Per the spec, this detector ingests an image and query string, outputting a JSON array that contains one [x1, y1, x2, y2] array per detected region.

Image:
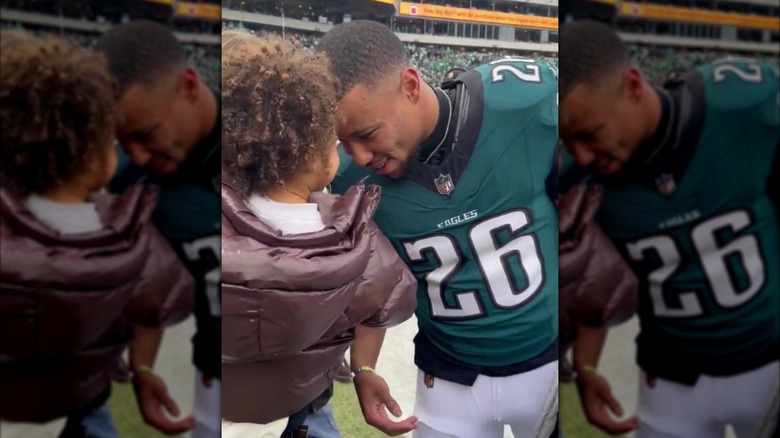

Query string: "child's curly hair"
[[0, 31, 117, 196], [222, 30, 340, 198]]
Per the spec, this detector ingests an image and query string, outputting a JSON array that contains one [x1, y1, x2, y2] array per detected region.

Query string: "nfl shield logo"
[[435, 173, 454, 195], [655, 173, 676, 196]]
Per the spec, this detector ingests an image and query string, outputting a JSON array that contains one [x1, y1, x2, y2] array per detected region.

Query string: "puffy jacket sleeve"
[[124, 225, 195, 327], [559, 183, 639, 345], [357, 219, 417, 328]]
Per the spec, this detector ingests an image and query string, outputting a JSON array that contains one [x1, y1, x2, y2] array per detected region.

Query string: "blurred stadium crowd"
[[3, 4, 775, 94], [220, 22, 778, 87], [221, 22, 558, 86], [0, 21, 221, 90], [5, 0, 775, 91], [628, 43, 780, 84]]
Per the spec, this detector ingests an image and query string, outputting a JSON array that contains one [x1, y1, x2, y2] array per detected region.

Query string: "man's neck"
[[642, 81, 663, 143], [419, 83, 441, 144], [198, 82, 218, 141], [417, 85, 456, 165], [172, 82, 219, 182], [614, 81, 676, 183]]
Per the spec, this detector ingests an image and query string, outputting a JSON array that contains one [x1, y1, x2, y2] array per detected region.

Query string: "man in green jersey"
[[319, 20, 559, 438], [559, 20, 779, 438], [96, 21, 221, 438]]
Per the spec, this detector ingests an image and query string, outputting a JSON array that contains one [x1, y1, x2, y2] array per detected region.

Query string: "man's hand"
[[132, 371, 196, 435], [576, 370, 639, 435], [354, 371, 418, 436]]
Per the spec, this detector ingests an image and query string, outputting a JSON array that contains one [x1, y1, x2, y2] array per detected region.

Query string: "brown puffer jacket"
[[0, 185, 194, 422], [559, 183, 639, 354], [221, 181, 417, 425]]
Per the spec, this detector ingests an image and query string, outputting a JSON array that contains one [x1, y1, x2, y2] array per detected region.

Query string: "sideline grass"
[[560, 382, 623, 438], [108, 382, 181, 438]]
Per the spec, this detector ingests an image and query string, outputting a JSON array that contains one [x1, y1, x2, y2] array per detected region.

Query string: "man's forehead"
[[116, 84, 161, 128], [340, 84, 372, 110], [115, 105, 145, 132], [560, 85, 600, 128], [338, 85, 379, 134]]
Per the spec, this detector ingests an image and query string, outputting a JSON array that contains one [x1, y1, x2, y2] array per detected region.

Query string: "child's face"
[[309, 137, 340, 193], [285, 137, 339, 198], [102, 145, 119, 188], [301, 137, 340, 194], [322, 139, 341, 189], [87, 142, 119, 192]]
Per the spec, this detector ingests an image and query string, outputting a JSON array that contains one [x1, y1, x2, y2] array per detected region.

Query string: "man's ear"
[[622, 67, 644, 103], [400, 67, 422, 104], [178, 67, 200, 101]]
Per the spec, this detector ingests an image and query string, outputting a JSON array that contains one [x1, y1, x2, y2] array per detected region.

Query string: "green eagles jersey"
[[332, 58, 559, 367], [593, 59, 780, 381]]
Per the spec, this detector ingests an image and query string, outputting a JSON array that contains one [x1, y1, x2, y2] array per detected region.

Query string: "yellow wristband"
[[351, 365, 375, 377], [132, 365, 153, 376], [576, 365, 597, 377]]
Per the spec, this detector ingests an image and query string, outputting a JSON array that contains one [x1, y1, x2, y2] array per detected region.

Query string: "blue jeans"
[[191, 421, 220, 438], [80, 404, 118, 438], [302, 403, 340, 438]]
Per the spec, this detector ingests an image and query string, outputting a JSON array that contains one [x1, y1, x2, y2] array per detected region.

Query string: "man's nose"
[[343, 142, 373, 167], [123, 142, 152, 167], [568, 141, 595, 167]]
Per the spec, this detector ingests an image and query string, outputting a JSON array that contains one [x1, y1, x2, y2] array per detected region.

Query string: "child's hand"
[[132, 370, 196, 435], [354, 371, 418, 436]]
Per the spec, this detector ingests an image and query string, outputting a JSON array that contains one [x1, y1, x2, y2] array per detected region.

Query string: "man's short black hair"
[[94, 20, 186, 96], [559, 20, 629, 99], [316, 20, 409, 98]]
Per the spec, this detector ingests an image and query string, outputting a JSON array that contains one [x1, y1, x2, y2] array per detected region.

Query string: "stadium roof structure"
[[19, 0, 223, 21], [10, 0, 175, 19]]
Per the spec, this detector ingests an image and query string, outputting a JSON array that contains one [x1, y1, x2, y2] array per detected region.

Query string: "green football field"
[[109, 379, 621, 438]]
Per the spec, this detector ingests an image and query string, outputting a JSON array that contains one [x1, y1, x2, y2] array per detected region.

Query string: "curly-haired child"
[[220, 31, 417, 438], [0, 30, 194, 437]]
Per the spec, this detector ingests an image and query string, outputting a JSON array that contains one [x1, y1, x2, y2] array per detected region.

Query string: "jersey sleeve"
[[697, 58, 779, 200], [474, 58, 558, 129], [467, 58, 559, 193], [698, 58, 779, 129]]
